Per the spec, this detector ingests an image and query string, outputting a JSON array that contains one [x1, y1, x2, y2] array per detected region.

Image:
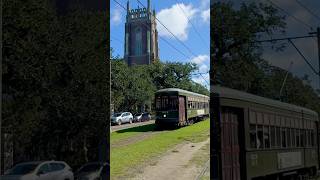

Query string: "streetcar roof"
[[212, 86, 318, 117], [156, 88, 209, 99]]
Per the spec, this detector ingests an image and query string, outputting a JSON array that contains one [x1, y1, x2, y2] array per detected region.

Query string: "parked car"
[[133, 113, 143, 122], [111, 112, 133, 125], [141, 112, 151, 121], [1, 160, 74, 180], [74, 162, 109, 180]]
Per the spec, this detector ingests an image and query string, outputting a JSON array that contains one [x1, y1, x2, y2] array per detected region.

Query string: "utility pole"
[[318, 27, 320, 91]]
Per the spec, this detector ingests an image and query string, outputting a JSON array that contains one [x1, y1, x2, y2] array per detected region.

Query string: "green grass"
[[187, 141, 210, 167], [110, 119, 210, 178], [111, 124, 156, 144]]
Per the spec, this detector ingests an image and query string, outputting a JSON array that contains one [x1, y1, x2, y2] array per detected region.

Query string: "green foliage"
[[111, 59, 209, 112], [3, 0, 109, 166]]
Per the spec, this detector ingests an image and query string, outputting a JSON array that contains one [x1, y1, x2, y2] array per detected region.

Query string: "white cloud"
[[191, 55, 209, 66], [199, 64, 209, 72], [201, 9, 210, 23], [111, 8, 122, 25], [157, 3, 197, 41]]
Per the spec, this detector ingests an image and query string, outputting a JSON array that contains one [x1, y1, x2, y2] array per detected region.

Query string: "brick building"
[[124, 0, 159, 66]]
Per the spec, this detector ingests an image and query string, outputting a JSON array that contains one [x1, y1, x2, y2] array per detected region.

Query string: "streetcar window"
[[155, 96, 178, 111], [250, 124, 257, 149], [276, 127, 281, 148], [308, 130, 311, 147], [281, 128, 287, 148], [296, 129, 300, 147], [291, 128, 295, 147], [264, 126, 270, 149], [270, 126, 276, 148], [311, 130, 315, 147], [300, 129, 305, 147], [156, 98, 161, 109], [257, 125, 264, 149], [287, 128, 291, 148], [188, 101, 191, 109]]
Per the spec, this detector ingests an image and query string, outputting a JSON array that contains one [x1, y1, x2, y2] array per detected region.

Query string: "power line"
[[111, 35, 123, 44], [136, 0, 198, 58], [113, 0, 190, 59], [294, 0, 320, 22], [253, 35, 316, 43], [199, 73, 210, 86], [288, 39, 319, 76], [113, 0, 210, 87], [265, 0, 314, 31], [173, 0, 208, 46]]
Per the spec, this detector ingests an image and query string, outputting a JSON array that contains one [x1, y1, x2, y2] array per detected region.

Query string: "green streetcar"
[[154, 88, 209, 127], [212, 86, 319, 180]]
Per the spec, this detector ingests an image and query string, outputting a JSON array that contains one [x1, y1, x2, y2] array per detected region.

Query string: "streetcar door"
[[179, 96, 186, 125], [221, 108, 241, 180]]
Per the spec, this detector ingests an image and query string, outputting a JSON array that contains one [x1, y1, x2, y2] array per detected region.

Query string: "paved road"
[[111, 120, 155, 132]]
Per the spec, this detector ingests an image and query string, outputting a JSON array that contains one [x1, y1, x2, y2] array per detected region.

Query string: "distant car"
[[111, 112, 133, 125], [141, 112, 151, 121], [1, 160, 74, 180], [74, 162, 109, 180], [133, 113, 143, 122]]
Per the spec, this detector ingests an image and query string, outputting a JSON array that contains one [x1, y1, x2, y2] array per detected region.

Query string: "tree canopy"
[[111, 59, 209, 113], [3, 0, 109, 167]]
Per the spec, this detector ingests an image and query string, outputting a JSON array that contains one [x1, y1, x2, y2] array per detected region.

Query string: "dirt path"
[[129, 138, 210, 180]]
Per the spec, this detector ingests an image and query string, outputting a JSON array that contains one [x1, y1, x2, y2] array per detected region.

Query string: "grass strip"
[[111, 124, 156, 144], [110, 119, 210, 178]]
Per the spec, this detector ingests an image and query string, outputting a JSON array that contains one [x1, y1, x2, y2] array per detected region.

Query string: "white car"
[[1, 161, 74, 180], [111, 112, 133, 125]]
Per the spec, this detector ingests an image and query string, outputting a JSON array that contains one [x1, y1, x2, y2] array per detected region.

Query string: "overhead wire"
[[173, 0, 209, 46], [265, 0, 314, 31], [135, 0, 210, 85], [136, 0, 199, 58], [113, 0, 210, 86], [294, 0, 320, 22], [113, 0, 190, 59]]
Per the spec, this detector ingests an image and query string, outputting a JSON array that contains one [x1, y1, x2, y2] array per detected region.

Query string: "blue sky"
[[110, 0, 210, 88]]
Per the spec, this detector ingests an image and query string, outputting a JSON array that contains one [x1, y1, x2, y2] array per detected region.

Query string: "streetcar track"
[[195, 159, 210, 180]]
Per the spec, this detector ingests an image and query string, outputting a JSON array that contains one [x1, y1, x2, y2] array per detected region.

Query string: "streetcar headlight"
[[163, 114, 166, 117]]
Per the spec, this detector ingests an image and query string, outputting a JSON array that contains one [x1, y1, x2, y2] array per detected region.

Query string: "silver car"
[[111, 112, 133, 125], [1, 161, 74, 180], [133, 113, 143, 122], [74, 162, 109, 180]]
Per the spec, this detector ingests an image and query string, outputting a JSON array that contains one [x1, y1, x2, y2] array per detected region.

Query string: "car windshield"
[[5, 163, 40, 175], [113, 113, 122, 117], [79, 164, 101, 173]]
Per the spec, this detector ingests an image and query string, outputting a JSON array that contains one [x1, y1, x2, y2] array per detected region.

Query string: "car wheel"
[[118, 120, 122, 125]]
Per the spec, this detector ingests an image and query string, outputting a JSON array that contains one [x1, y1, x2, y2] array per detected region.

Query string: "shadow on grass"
[[115, 123, 181, 133]]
